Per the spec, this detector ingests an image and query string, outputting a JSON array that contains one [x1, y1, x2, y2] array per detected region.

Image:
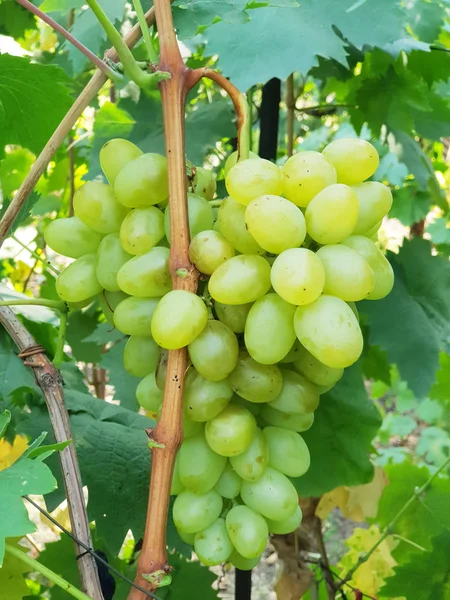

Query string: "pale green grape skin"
[[123, 336, 160, 378], [229, 550, 262, 571], [241, 466, 298, 521], [96, 233, 132, 292], [98, 290, 129, 325], [223, 150, 259, 177], [151, 290, 208, 350], [266, 505, 302, 535], [363, 220, 382, 239], [215, 302, 253, 333], [74, 182, 129, 234], [113, 153, 169, 207], [189, 230, 235, 275], [305, 183, 359, 245], [268, 369, 319, 415], [119, 207, 165, 255], [271, 248, 325, 306], [205, 404, 257, 457], [113, 296, 160, 336], [188, 320, 239, 381], [260, 405, 314, 433], [263, 426, 310, 477], [214, 462, 242, 499], [245, 293, 296, 364], [173, 489, 223, 534], [282, 151, 337, 207], [56, 254, 102, 303], [182, 410, 204, 439], [44, 217, 102, 259], [136, 372, 163, 412], [178, 433, 226, 493], [245, 194, 306, 254], [164, 193, 214, 241], [117, 246, 171, 297], [347, 300, 359, 321], [225, 505, 269, 559], [229, 351, 283, 403], [184, 368, 233, 422], [230, 428, 268, 482], [316, 244, 375, 301], [194, 518, 233, 566], [171, 455, 184, 496], [217, 197, 265, 255], [191, 166, 217, 201], [352, 182, 392, 235], [226, 158, 283, 206], [322, 138, 379, 185], [279, 339, 302, 363], [293, 345, 343, 388], [177, 529, 195, 544], [209, 255, 271, 305], [232, 394, 262, 416], [294, 295, 363, 368], [100, 138, 143, 185]]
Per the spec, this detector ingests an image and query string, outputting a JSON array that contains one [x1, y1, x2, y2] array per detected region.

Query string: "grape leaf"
[[427, 217, 450, 246], [0, 0, 36, 38], [159, 553, 219, 600], [99, 340, 139, 412], [373, 152, 408, 187], [38, 535, 82, 600], [430, 353, 450, 409], [390, 187, 430, 226], [408, 0, 446, 43], [0, 330, 40, 402], [0, 410, 11, 438], [66, 306, 103, 363], [0, 541, 30, 600], [173, 0, 249, 38], [0, 192, 41, 235]]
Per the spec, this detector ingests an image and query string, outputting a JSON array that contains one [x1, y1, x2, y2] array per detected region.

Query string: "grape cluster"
[[45, 136, 393, 570]]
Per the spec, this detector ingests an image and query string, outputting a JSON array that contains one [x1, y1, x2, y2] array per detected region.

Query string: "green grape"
[[232, 394, 262, 416], [188, 320, 239, 381], [223, 150, 259, 177], [270, 248, 325, 306], [205, 404, 257, 457], [293, 345, 343, 388], [184, 369, 233, 422], [67, 297, 96, 311], [99, 138, 143, 185], [98, 290, 129, 325], [136, 372, 163, 412], [44, 217, 102, 259], [347, 300, 359, 320], [217, 197, 265, 255], [352, 182, 392, 235], [173, 489, 223, 534], [113, 153, 169, 207], [263, 426, 310, 477], [194, 518, 233, 566], [225, 505, 269, 558], [266, 505, 302, 535], [119, 207, 165, 255], [241, 466, 298, 521], [155, 349, 168, 390], [279, 339, 302, 363], [282, 151, 337, 207], [230, 428, 268, 482], [189, 230, 235, 275], [305, 183, 359, 244], [268, 369, 319, 415], [113, 296, 159, 336], [74, 182, 129, 234], [123, 336, 160, 378], [178, 433, 226, 493], [209, 255, 271, 305], [260, 405, 314, 433], [164, 193, 214, 241], [245, 194, 306, 254], [56, 254, 102, 303], [226, 158, 283, 206], [182, 410, 204, 439], [363, 220, 382, 239], [294, 295, 363, 368], [170, 454, 184, 496], [244, 293, 296, 364], [229, 351, 283, 403], [229, 550, 262, 571], [215, 301, 253, 333], [117, 246, 171, 297], [214, 461, 242, 499], [322, 138, 379, 185], [190, 166, 217, 201], [316, 244, 375, 301], [341, 236, 394, 300], [96, 233, 132, 292], [177, 529, 195, 544], [151, 290, 208, 349]]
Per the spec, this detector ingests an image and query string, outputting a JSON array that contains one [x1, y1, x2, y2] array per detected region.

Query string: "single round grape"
[[44, 217, 102, 258], [279, 339, 302, 363], [260, 405, 314, 433], [215, 302, 253, 333], [98, 290, 129, 325], [245, 194, 306, 254], [195, 518, 233, 566], [173, 489, 223, 534], [293, 345, 343, 388], [305, 183, 359, 244], [223, 150, 259, 177], [113, 153, 169, 207], [245, 293, 296, 364], [117, 246, 171, 297], [113, 296, 159, 336], [229, 550, 262, 571], [226, 158, 283, 206], [100, 138, 143, 185], [151, 290, 208, 349], [178, 433, 226, 493], [322, 138, 379, 185], [96, 233, 132, 292], [56, 254, 102, 303], [294, 295, 363, 368], [266, 505, 303, 535], [209, 255, 271, 305], [241, 466, 298, 521], [189, 230, 235, 275], [205, 404, 257, 457], [214, 461, 242, 499], [170, 454, 184, 496], [190, 166, 217, 201], [184, 369, 233, 422], [263, 426, 310, 478], [268, 369, 319, 415], [188, 320, 239, 381], [230, 428, 268, 482], [119, 207, 165, 255], [136, 372, 163, 412], [282, 151, 337, 207], [316, 244, 375, 301], [225, 505, 269, 559], [229, 351, 283, 403], [123, 336, 160, 378], [271, 248, 325, 306], [352, 182, 392, 235], [217, 197, 265, 255], [74, 182, 129, 234], [164, 193, 214, 241]]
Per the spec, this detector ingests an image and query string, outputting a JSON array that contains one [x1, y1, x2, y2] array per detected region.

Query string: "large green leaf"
[[0, 330, 40, 402], [99, 340, 139, 412], [0, 0, 36, 38]]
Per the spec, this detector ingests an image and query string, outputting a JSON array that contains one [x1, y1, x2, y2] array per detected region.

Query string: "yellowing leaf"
[[0, 436, 28, 472]]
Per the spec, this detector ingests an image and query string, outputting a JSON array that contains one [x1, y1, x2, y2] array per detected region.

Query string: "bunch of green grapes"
[[45, 135, 393, 570]]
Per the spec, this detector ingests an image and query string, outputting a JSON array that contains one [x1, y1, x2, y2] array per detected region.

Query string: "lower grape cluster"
[[46, 136, 394, 569]]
